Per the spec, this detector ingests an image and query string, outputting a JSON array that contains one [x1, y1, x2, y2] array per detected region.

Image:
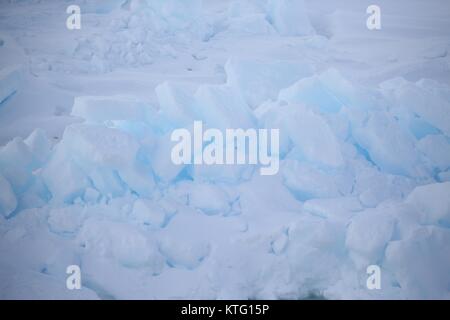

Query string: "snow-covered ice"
[[0, 0, 450, 300]]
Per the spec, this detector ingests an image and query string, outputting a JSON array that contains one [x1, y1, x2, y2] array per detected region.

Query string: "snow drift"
[[0, 0, 450, 300]]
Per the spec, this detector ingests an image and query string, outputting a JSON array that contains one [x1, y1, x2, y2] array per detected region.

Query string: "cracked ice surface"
[[0, 0, 450, 299]]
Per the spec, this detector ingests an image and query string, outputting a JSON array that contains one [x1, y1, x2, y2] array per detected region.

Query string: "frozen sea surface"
[[0, 0, 450, 299]]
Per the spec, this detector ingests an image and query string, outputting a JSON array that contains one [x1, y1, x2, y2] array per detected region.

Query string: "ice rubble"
[[225, 58, 315, 109], [44, 0, 318, 74], [1, 0, 450, 300], [0, 66, 21, 105], [223, 0, 315, 38], [0, 173, 16, 218], [46, 0, 210, 73], [266, 0, 314, 36], [1, 55, 450, 299]]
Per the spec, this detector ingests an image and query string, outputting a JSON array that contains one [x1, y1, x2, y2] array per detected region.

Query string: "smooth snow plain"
[[0, 0, 450, 299]]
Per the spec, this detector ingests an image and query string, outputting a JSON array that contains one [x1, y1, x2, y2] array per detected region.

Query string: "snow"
[[417, 134, 450, 171], [278, 69, 353, 114], [71, 96, 152, 123], [41, 151, 90, 204], [24, 129, 52, 165], [0, 173, 17, 218], [137, 0, 204, 31], [61, 124, 140, 169], [155, 81, 197, 128], [226, 14, 276, 37], [48, 205, 85, 234], [0, 66, 21, 105], [385, 226, 450, 299], [77, 217, 165, 270], [225, 58, 314, 108], [183, 181, 233, 216], [381, 77, 450, 137], [0, 0, 450, 300], [266, 0, 314, 36], [194, 84, 255, 130], [131, 199, 166, 227], [257, 101, 344, 167], [405, 182, 450, 227], [303, 196, 363, 220], [0, 137, 35, 194], [282, 160, 352, 201], [351, 108, 426, 177], [346, 208, 396, 268]]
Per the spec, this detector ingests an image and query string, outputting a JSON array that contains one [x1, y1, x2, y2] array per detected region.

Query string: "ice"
[[83, 187, 101, 204], [79, 0, 124, 14], [303, 197, 363, 220], [354, 168, 416, 208], [118, 164, 156, 198], [71, 96, 152, 124], [285, 105, 344, 168], [192, 162, 253, 185], [62, 124, 140, 169], [289, 216, 346, 252], [64, 0, 206, 73], [279, 69, 353, 114], [226, 14, 276, 36], [158, 212, 211, 270], [281, 160, 351, 201], [137, 0, 203, 31], [422, 44, 448, 59], [385, 226, 450, 299], [41, 124, 143, 202], [439, 170, 450, 182], [41, 149, 90, 203], [227, 0, 266, 18], [405, 182, 450, 226], [2, 0, 450, 300], [345, 208, 396, 268], [0, 137, 35, 194], [380, 77, 450, 138], [225, 58, 314, 109], [258, 102, 344, 167], [183, 182, 232, 216], [254, 101, 291, 157], [0, 65, 21, 105], [0, 173, 17, 218], [279, 77, 343, 114], [48, 206, 85, 234], [24, 129, 52, 165], [41, 121, 158, 201], [417, 134, 450, 172], [351, 109, 427, 178], [77, 217, 165, 271], [266, 0, 314, 36], [194, 84, 255, 130], [285, 244, 344, 297], [225, 1, 277, 36], [270, 231, 289, 255], [151, 130, 189, 183], [0, 265, 99, 300], [155, 81, 197, 128], [131, 199, 166, 228]]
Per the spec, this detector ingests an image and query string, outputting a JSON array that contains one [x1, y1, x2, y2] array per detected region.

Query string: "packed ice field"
[[0, 0, 450, 299]]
